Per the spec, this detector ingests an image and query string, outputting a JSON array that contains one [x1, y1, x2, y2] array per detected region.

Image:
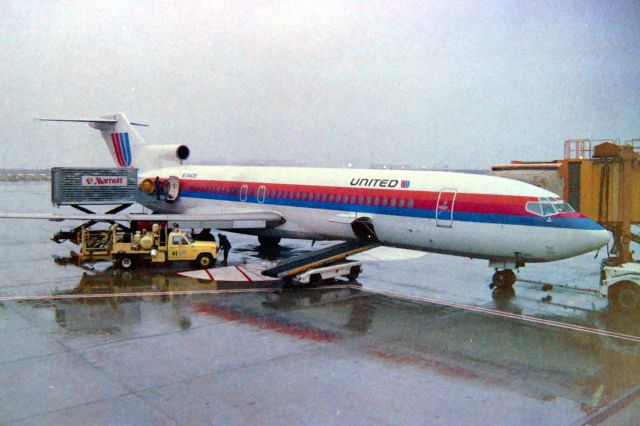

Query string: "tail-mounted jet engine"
[[142, 144, 190, 164]]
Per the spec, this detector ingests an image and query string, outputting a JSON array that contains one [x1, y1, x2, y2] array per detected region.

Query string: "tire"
[[608, 281, 640, 312], [118, 256, 135, 270], [282, 276, 294, 288], [196, 253, 214, 269], [347, 266, 361, 281], [492, 269, 516, 288], [258, 236, 281, 247]]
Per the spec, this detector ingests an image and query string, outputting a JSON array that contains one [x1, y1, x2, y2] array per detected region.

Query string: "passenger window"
[[408, 199, 414, 208], [358, 196, 364, 204], [382, 197, 388, 206], [316, 193, 321, 201], [172, 236, 183, 245], [350, 195, 356, 203], [322, 194, 327, 202], [399, 199, 405, 208], [366, 196, 371, 205], [336, 195, 341, 203], [390, 198, 396, 207], [374, 197, 379, 206], [328, 194, 334, 203], [301, 192, 307, 200]]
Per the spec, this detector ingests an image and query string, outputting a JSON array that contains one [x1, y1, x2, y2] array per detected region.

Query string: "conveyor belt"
[[262, 241, 379, 279]]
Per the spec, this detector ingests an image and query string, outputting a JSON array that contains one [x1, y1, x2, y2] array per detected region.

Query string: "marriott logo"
[[81, 176, 128, 186]]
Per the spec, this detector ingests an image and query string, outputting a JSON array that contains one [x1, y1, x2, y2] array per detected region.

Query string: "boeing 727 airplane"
[[3, 113, 610, 288]]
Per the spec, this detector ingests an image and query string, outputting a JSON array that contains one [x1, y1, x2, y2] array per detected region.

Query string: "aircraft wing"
[[0, 211, 285, 229]]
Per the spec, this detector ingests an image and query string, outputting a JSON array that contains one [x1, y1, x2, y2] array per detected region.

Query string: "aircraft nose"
[[593, 228, 611, 250], [579, 223, 610, 253], [562, 221, 610, 258]]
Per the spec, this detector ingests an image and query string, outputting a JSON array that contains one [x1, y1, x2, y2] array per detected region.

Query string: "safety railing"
[[564, 139, 593, 159]]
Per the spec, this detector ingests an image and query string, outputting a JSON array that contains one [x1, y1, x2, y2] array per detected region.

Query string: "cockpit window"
[[526, 202, 543, 215], [552, 201, 574, 213], [526, 198, 575, 217], [541, 202, 556, 216]]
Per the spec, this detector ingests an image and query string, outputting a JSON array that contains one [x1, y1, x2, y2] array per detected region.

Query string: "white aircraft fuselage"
[[34, 112, 610, 277], [139, 164, 610, 266]]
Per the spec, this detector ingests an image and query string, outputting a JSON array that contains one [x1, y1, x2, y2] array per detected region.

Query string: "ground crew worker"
[[154, 176, 163, 200], [197, 228, 216, 242], [218, 233, 231, 266]]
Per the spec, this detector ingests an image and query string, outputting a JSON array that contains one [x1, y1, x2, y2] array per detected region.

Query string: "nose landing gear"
[[490, 269, 517, 289]]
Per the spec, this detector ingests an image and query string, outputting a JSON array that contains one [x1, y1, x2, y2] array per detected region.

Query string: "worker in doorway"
[[218, 233, 231, 266], [154, 176, 163, 200]]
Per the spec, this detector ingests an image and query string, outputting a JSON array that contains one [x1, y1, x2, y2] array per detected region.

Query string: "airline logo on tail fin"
[[110, 132, 132, 167]]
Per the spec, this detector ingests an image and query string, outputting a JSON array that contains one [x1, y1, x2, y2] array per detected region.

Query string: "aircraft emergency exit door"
[[436, 189, 457, 227]]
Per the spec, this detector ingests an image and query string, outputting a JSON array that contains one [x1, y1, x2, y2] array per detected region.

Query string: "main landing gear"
[[490, 269, 517, 289], [258, 236, 281, 247]]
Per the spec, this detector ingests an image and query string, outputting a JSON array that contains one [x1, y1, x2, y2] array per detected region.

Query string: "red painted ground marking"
[[235, 265, 253, 282], [204, 268, 216, 282]]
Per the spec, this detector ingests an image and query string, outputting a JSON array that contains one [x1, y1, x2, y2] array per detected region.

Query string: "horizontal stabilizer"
[[38, 118, 149, 127]]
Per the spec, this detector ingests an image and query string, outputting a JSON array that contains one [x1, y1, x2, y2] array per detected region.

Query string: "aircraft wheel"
[[309, 273, 322, 286], [347, 266, 361, 281], [492, 269, 516, 289], [118, 256, 135, 270], [258, 236, 281, 247], [196, 253, 214, 269], [282, 276, 294, 288], [608, 281, 640, 311]]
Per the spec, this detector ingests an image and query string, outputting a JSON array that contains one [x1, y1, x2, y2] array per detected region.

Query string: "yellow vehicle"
[[78, 223, 218, 269]]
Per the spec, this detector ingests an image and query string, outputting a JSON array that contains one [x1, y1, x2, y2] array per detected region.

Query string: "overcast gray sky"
[[1, 0, 639, 170]]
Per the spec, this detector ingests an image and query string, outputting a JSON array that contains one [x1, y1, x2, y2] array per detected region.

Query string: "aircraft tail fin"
[[39, 113, 189, 170]]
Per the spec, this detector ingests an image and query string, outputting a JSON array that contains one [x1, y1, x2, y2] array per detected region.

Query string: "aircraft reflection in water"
[[28, 268, 639, 415]]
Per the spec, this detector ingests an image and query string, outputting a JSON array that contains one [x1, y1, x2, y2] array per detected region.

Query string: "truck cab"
[[167, 232, 217, 267]]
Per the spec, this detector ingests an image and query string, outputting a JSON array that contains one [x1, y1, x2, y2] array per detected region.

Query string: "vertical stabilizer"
[[89, 113, 147, 168], [39, 113, 188, 171]]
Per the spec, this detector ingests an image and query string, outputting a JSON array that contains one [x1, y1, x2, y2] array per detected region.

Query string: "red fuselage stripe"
[[174, 178, 583, 219]]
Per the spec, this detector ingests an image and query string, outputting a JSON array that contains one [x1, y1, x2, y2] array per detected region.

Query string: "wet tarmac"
[[1, 182, 639, 425]]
